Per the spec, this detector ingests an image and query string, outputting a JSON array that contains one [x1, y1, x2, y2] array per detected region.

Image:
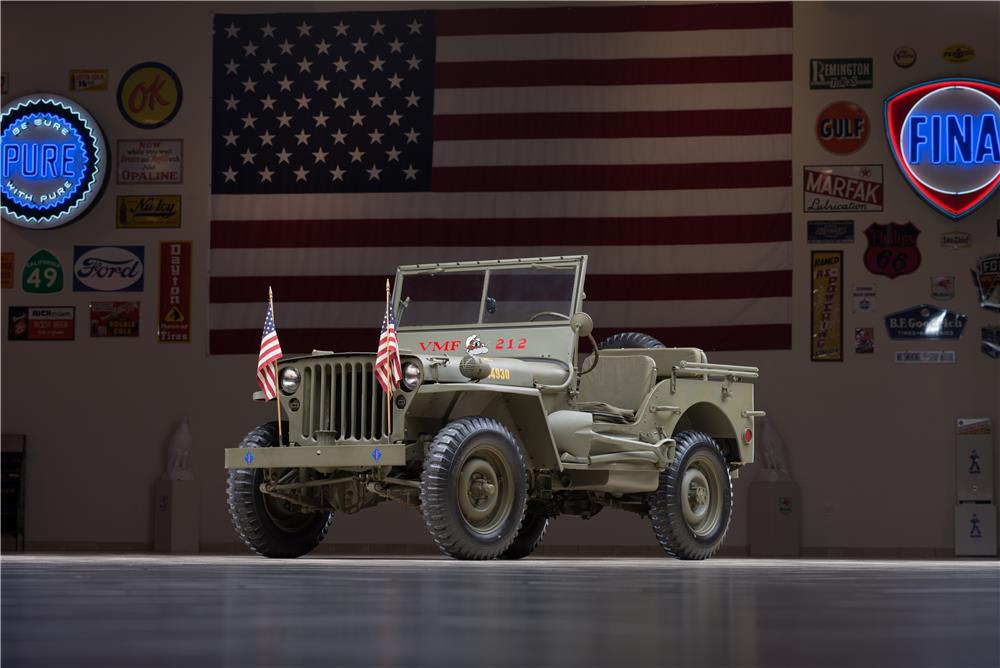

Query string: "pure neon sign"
[[1, 94, 107, 229], [885, 79, 1000, 219]]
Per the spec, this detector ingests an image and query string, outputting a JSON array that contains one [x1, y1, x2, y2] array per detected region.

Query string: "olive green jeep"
[[225, 255, 762, 560]]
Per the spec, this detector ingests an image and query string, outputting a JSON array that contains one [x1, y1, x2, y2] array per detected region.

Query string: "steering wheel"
[[528, 311, 570, 322]]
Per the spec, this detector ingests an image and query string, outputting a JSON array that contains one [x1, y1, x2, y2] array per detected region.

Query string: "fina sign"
[[885, 79, 1000, 219], [1, 94, 108, 229]]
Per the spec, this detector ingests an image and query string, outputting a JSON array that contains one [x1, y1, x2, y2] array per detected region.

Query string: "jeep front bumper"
[[224, 443, 407, 469]]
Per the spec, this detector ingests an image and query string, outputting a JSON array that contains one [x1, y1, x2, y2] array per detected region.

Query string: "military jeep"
[[225, 256, 762, 560]]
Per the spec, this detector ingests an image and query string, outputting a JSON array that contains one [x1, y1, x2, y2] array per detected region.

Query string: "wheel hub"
[[680, 455, 724, 537], [456, 448, 514, 536]]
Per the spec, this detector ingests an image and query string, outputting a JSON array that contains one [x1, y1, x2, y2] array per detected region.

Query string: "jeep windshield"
[[397, 265, 577, 328]]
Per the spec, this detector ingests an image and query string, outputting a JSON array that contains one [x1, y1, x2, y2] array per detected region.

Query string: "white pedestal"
[[154, 479, 200, 553], [955, 504, 997, 557]]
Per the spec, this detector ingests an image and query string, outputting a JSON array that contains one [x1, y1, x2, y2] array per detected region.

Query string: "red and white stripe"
[[375, 320, 402, 395], [211, 2, 793, 354], [257, 330, 283, 399]]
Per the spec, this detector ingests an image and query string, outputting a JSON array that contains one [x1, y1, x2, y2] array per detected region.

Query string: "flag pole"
[[385, 278, 392, 443], [270, 286, 283, 446]]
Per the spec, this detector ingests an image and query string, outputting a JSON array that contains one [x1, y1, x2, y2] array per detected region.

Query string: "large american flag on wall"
[[210, 3, 792, 354]]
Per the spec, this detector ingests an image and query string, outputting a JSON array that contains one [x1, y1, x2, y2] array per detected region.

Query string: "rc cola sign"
[[885, 79, 1000, 219], [73, 245, 144, 292]]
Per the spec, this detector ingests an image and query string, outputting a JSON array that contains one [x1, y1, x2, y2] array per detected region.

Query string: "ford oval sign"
[[1, 94, 108, 229], [72, 245, 144, 292], [885, 79, 1000, 219]]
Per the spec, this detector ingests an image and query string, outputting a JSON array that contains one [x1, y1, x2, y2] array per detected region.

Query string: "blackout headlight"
[[401, 362, 422, 391], [279, 367, 300, 395]]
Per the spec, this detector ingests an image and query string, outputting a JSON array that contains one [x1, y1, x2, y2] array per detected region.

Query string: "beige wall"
[[1, 1, 998, 554]]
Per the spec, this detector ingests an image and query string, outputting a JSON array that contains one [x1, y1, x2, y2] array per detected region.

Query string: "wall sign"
[[815, 101, 869, 155], [983, 326, 1000, 359], [811, 250, 843, 362], [942, 231, 971, 248], [885, 304, 967, 340], [863, 222, 921, 279], [116, 139, 182, 184], [73, 245, 144, 292], [809, 58, 873, 90], [807, 220, 854, 243], [931, 276, 955, 301], [7, 306, 75, 341], [942, 44, 975, 64], [69, 69, 108, 92], [893, 46, 916, 69], [117, 62, 182, 129], [0, 252, 12, 289], [895, 351, 956, 364], [158, 241, 191, 343], [971, 253, 1000, 311], [21, 249, 63, 293], [116, 195, 181, 228], [1, 94, 108, 229], [852, 285, 876, 313], [854, 327, 874, 354], [885, 79, 1000, 219], [90, 301, 139, 337], [804, 165, 882, 212]]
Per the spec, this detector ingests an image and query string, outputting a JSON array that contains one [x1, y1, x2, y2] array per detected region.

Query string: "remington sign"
[[810, 58, 874, 90]]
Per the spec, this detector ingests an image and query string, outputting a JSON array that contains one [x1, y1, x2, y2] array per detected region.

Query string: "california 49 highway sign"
[[885, 79, 1000, 219]]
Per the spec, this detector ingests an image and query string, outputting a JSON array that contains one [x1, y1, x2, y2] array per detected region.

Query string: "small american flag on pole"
[[375, 283, 402, 396], [257, 293, 284, 399]]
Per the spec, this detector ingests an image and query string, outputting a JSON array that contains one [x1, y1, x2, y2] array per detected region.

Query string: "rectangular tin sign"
[[116, 195, 182, 228], [117, 139, 183, 184], [7, 306, 75, 341], [809, 58, 873, 89], [885, 304, 967, 340], [808, 220, 854, 243], [804, 165, 883, 213], [69, 69, 108, 91], [158, 241, 191, 343], [90, 301, 140, 337], [894, 351, 956, 364], [811, 250, 843, 361]]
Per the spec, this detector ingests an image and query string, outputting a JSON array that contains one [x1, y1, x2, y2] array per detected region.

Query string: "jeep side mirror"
[[570, 312, 593, 337], [485, 297, 497, 314]]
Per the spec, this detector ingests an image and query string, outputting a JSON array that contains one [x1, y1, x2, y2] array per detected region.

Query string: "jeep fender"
[[405, 384, 563, 470]]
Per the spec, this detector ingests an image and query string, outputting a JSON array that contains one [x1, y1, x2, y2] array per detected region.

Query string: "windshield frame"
[[393, 256, 586, 331]]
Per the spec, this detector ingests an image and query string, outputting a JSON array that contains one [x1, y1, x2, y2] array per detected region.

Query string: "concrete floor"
[[1, 555, 998, 668]]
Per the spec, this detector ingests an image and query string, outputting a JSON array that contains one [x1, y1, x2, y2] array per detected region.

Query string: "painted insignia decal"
[[884, 79, 1000, 219], [466, 334, 489, 356], [863, 222, 921, 279]]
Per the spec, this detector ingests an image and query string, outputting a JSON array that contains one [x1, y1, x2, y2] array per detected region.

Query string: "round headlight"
[[279, 367, 300, 395], [401, 362, 422, 391]]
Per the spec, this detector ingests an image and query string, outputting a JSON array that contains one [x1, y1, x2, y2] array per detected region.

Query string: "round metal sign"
[[1, 94, 108, 229]]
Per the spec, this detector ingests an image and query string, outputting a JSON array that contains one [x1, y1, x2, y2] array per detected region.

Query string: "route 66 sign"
[[863, 222, 921, 279]]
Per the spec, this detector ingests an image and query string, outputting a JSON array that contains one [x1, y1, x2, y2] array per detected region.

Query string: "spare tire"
[[597, 331, 666, 350]]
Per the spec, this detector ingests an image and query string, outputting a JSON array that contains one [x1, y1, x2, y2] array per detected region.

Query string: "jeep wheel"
[[648, 431, 733, 560], [500, 512, 550, 560], [597, 331, 666, 350], [227, 422, 333, 558], [420, 417, 528, 560]]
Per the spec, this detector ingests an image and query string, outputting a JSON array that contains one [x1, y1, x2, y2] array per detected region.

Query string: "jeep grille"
[[300, 359, 387, 442]]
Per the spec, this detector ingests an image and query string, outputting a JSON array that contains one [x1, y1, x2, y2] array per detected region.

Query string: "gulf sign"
[[885, 79, 1000, 219], [1, 94, 108, 229]]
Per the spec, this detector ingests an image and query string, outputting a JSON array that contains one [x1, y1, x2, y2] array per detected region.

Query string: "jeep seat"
[[574, 354, 656, 423]]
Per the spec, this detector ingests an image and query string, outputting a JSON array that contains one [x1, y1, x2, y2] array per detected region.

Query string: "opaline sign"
[[1, 94, 107, 229], [885, 79, 1000, 219]]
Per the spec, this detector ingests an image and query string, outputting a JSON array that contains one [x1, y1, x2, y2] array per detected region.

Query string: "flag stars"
[[296, 93, 312, 109], [369, 91, 385, 107], [333, 57, 349, 72], [370, 55, 386, 72], [222, 166, 238, 182], [312, 147, 329, 163], [224, 95, 239, 110], [278, 39, 294, 55], [240, 148, 257, 164], [241, 113, 257, 128], [367, 164, 382, 180], [350, 74, 367, 90], [277, 76, 294, 92], [276, 111, 293, 127], [243, 41, 258, 56], [276, 148, 292, 164], [405, 91, 420, 107], [349, 147, 365, 162], [407, 19, 423, 34], [260, 59, 276, 75], [405, 128, 420, 143], [371, 19, 386, 35], [298, 57, 313, 73], [332, 129, 347, 144], [223, 130, 239, 146], [385, 146, 401, 162], [261, 22, 276, 38], [294, 165, 310, 181], [224, 23, 240, 38], [406, 55, 421, 70], [259, 166, 275, 182], [313, 111, 329, 127], [386, 110, 402, 126], [242, 77, 258, 93], [260, 94, 276, 111], [259, 130, 275, 146], [297, 21, 312, 37], [330, 165, 346, 181], [334, 20, 349, 37], [368, 128, 384, 144], [315, 39, 331, 55], [403, 164, 419, 180], [352, 37, 367, 53], [294, 129, 312, 145], [350, 110, 366, 126], [387, 73, 403, 89], [332, 93, 348, 109], [314, 75, 330, 91], [224, 59, 240, 75], [388, 38, 404, 54]]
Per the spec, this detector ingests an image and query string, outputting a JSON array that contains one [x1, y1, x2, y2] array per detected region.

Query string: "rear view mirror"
[[570, 312, 593, 337]]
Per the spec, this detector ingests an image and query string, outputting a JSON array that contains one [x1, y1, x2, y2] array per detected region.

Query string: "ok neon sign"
[[886, 79, 1000, 219]]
